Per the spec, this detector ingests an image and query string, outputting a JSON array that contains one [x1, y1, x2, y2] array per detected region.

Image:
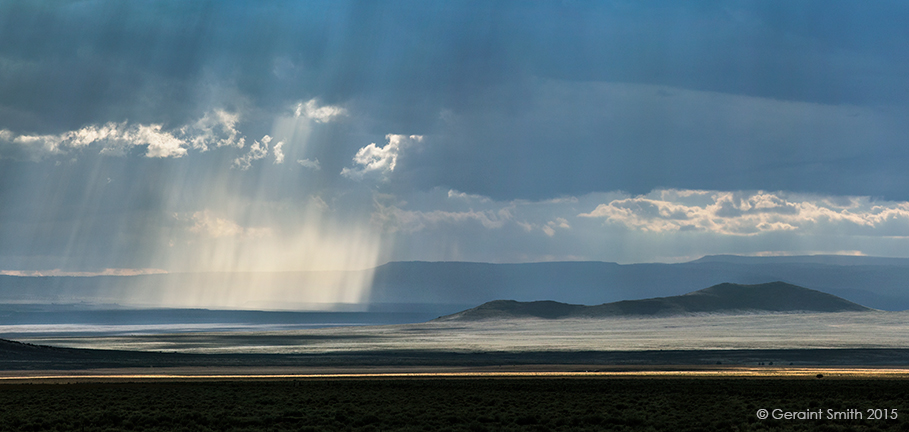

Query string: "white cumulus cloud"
[[233, 135, 272, 170], [272, 140, 285, 164], [180, 109, 245, 151], [447, 189, 492, 202], [542, 217, 571, 237], [341, 134, 423, 180], [293, 99, 347, 123], [0, 109, 247, 160], [133, 124, 187, 158], [7, 121, 188, 158], [185, 210, 273, 239], [297, 158, 321, 170]]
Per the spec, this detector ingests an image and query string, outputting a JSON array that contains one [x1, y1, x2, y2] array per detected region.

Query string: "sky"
[[2, 0, 909, 276]]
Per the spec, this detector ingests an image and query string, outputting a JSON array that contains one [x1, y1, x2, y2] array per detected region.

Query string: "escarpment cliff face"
[[437, 282, 871, 321]]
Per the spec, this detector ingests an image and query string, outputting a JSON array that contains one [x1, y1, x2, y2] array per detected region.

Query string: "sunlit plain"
[[12, 311, 909, 354]]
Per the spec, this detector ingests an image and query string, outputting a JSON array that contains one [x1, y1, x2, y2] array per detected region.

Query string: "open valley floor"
[[4, 312, 909, 430]]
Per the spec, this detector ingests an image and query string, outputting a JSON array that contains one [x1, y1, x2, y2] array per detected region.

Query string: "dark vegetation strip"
[[3, 337, 909, 370], [1, 379, 908, 431]]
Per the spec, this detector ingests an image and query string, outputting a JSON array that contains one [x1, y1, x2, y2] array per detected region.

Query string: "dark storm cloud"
[[3, 0, 909, 271], [6, 1, 905, 129], [3, 0, 908, 183], [406, 80, 909, 201]]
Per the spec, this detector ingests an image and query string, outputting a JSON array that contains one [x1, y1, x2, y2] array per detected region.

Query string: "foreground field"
[[2, 378, 908, 431]]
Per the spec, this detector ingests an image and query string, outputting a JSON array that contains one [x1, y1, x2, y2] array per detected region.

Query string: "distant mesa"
[[436, 282, 872, 321]]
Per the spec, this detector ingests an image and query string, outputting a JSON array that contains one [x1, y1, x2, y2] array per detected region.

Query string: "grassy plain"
[[2, 376, 909, 431], [15, 312, 909, 354]]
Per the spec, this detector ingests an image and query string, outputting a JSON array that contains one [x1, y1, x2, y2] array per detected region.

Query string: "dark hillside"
[[439, 282, 871, 320]]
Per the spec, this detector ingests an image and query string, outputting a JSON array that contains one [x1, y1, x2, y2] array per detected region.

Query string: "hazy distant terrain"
[[369, 256, 909, 311], [2, 255, 909, 311], [2, 257, 907, 369]]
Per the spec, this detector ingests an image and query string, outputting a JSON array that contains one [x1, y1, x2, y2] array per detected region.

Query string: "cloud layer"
[[368, 188, 909, 264], [0, 99, 343, 167], [1, 120, 193, 159], [0, 111, 240, 160], [579, 190, 909, 237]]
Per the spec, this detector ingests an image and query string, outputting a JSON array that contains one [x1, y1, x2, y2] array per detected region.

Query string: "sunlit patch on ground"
[[3, 366, 909, 383], [10, 311, 909, 354]]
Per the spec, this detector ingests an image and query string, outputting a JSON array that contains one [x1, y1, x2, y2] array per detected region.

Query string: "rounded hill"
[[437, 282, 871, 321]]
